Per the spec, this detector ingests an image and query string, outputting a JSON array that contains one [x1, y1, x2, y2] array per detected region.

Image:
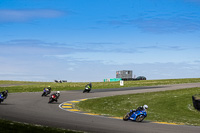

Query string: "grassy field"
[[0, 119, 82, 133], [1, 78, 200, 93], [75, 87, 200, 126]]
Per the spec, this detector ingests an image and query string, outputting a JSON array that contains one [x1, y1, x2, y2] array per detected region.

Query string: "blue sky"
[[0, 0, 200, 82]]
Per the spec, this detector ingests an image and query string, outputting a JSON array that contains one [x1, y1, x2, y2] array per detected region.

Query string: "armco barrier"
[[192, 94, 200, 111]]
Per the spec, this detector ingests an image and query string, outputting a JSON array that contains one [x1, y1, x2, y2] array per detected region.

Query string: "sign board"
[[120, 80, 124, 86], [104, 78, 122, 82]]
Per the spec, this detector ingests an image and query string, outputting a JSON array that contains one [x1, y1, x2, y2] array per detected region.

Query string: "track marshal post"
[[120, 80, 124, 86]]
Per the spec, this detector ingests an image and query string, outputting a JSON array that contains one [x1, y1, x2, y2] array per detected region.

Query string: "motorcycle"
[[123, 109, 147, 122], [2, 90, 8, 99], [48, 93, 60, 103], [0, 90, 8, 103], [0, 94, 4, 103], [41, 88, 51, 96], [83, 86, 91, 93]]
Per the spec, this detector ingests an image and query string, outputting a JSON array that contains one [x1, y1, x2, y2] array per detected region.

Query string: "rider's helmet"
[[143, 105, 148, 110], [48, 86, 51, 88], [56, 91, 60, 94]]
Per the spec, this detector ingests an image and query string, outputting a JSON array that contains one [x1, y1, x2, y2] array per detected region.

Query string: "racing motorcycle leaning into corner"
[[83, 82, 92, 93], [48, 91, 60, 103], [0, 90, 8, 103], [123, 105, 148, 122], [41, 86, 51, 96]]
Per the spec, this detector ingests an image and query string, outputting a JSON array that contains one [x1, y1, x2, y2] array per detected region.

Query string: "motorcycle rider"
[[129, 105, 148, 116], [44, 86, 51, 93], [0, 90, 8, 99], [56, 91, 60, 98], [42, 86, 51, 97], [0, 93, 3, 103], [0, 90, 8, 103], [51, 91, 60, 102], [47, 86, 51, 89], [0, 93, 3, 98], [45, 86, 51, 91], [85, 82, 92, 89]]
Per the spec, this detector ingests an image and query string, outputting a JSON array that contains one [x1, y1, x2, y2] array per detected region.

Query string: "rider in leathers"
[[129, 105, 148, 116]]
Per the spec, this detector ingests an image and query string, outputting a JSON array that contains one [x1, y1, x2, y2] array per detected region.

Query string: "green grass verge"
[[0, 119, 82, 133], [75, 87, 200, 126], [1, 78, 200, 93]]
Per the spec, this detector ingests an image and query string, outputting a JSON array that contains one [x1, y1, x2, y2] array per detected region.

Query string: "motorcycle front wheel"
[[123, 114, 129, 121], [41, 92, 45, 97], [48, 98, 53, 103], [44, 92, 49, 96]]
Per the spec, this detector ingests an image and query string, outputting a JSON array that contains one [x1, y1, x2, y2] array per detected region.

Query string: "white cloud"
[[67, 67, 75, 71], [0, 9, 64, 22]]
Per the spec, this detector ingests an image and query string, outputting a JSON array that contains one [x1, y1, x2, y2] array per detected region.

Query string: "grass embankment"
[[76, 87, 200, 126], [0, 119, 82, 133], [1, 78, 200, 93]]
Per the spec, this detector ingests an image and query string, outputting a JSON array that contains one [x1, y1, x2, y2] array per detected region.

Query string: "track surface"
[[1, 83, 200, 133]]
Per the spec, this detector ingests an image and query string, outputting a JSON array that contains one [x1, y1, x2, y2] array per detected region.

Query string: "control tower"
[[116, 70, 132, 80]]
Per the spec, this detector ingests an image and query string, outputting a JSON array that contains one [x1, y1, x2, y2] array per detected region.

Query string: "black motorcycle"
[[83, 86, 91, 93], [0, 90, 8, 103], [3, 90, 8, 99], [41, 88, 51, 97], [48, 92, 60, 103]]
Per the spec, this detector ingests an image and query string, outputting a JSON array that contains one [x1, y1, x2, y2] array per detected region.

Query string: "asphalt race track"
[[1, 83, 200, 133]]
